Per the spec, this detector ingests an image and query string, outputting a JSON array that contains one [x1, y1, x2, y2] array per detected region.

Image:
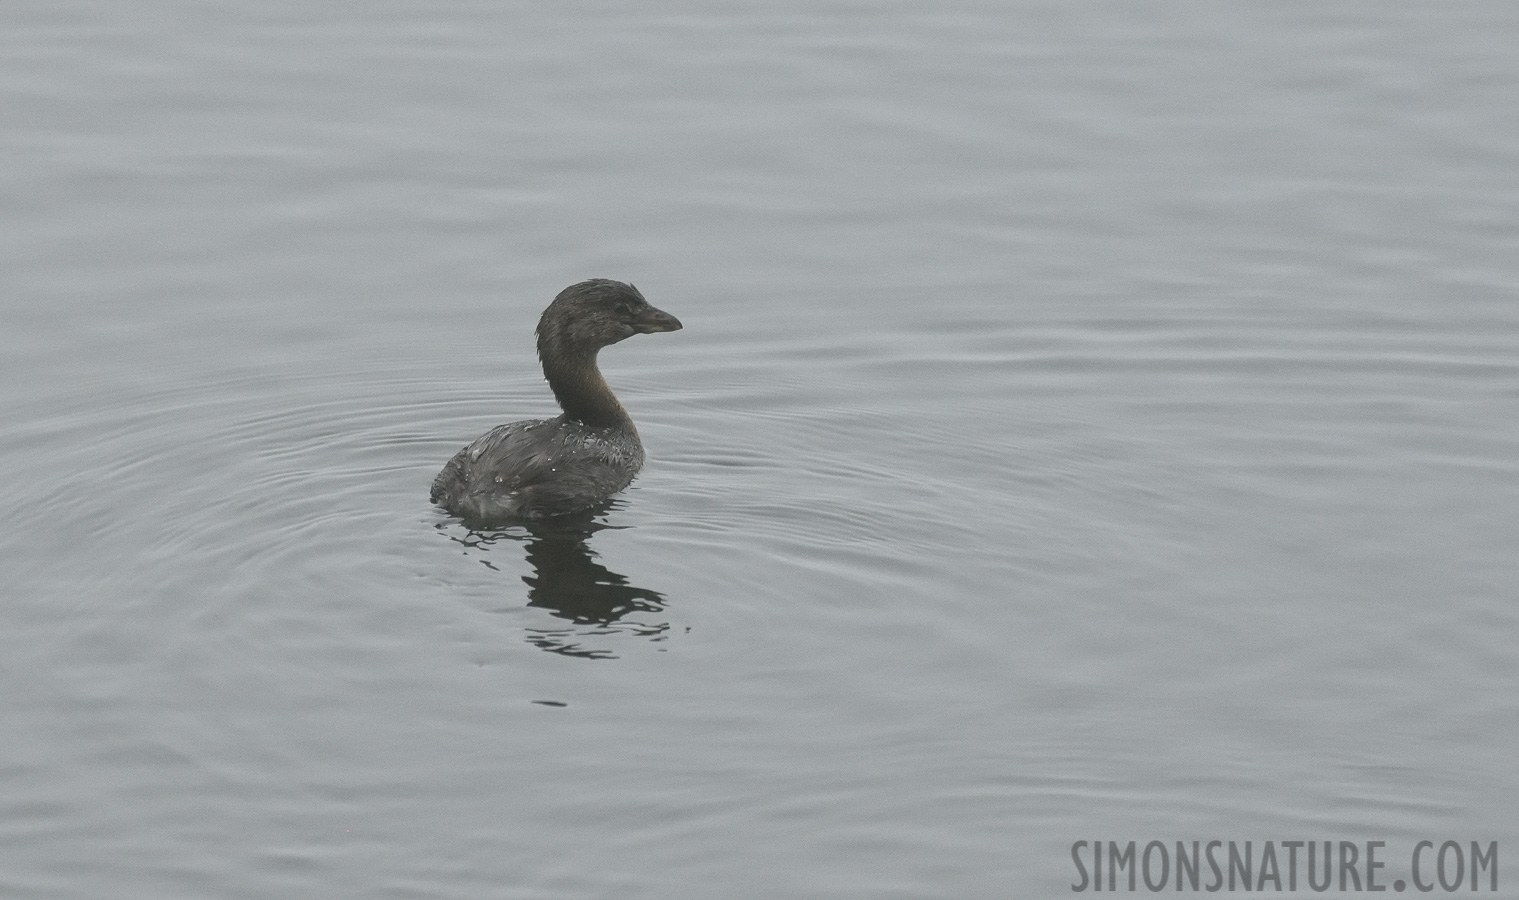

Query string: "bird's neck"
[[540, 345, 632, 430]]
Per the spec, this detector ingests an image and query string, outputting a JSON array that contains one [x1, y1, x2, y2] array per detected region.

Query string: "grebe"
[[431, 279, 681, 523]]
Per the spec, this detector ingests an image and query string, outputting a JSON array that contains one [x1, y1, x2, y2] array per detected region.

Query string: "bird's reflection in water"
[[442, 505, 670, 659]]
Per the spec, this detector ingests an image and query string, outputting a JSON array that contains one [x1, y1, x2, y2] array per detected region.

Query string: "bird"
[[431, 279, 682, 523]]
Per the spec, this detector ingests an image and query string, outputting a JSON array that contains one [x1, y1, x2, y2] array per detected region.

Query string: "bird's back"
[[431, 416, 645, 523]]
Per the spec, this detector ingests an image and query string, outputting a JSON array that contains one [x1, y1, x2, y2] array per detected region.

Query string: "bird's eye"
[[614, 301, 633, 315]]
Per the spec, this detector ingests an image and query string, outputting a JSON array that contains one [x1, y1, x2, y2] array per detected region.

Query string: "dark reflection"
[[439, 505, 670, 659]]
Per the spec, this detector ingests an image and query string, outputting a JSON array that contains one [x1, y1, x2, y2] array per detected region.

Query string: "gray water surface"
[[3, 2, 1518, 897]]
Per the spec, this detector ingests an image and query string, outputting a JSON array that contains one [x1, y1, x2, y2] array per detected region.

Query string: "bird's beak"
[[635, 306, 683, 334]]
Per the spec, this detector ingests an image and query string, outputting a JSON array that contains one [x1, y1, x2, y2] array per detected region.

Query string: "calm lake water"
[[4, 2, 1518, 897]]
